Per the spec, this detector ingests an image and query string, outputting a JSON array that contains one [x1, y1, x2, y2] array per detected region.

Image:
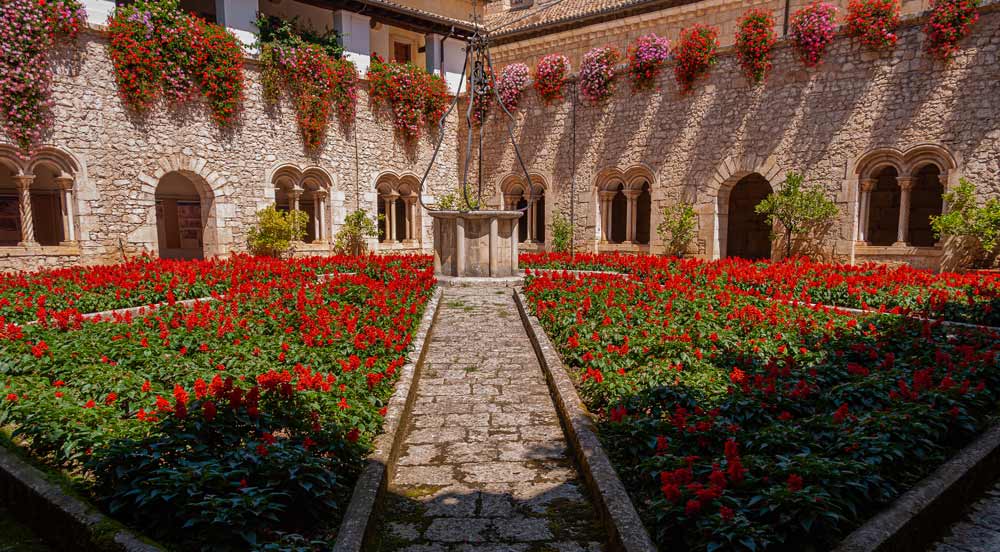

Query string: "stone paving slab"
[[930, 480, 1000, 552], [374, 287, 607, 551]]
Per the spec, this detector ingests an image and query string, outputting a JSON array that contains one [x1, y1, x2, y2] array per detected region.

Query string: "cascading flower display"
[[533, 53, 571, 104], [626, 33, 671, 91], [924, 0, 980, 60], [106, 0, 244, 124], [789, 2, 839, 67], [471, 65, 494, 123], [578, 46, 621, 104], [496, 62, 529, 113], [261, 42, 358, 149], [735, 8, 777, 84], [845, 0, 901, 50], [0, 0, 86, 149], [673, 24, 719, 93], [367, 53, 449, 139]]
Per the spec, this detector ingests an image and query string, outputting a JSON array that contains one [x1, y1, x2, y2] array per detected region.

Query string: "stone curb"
[[332, 286, 443, 552], [436, 275, 525, 287], [23, 296, 218, 326], [513, 289, 656, 552], [835, 423, 1000, 552], [0, 445, 163, 551]]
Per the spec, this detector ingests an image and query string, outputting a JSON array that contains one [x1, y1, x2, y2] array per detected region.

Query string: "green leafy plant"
[[755, 171, 839, 259], [435, 188, 480, 211], [333, 209, 381, 256], [247, 206, 308, 257], [253, 13, 343, 57], [551, 212, 573, 253], [931, 178, 1000, 267], [657, 203, 697, 256]]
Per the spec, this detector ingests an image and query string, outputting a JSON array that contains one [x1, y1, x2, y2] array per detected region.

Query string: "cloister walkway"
[[373, 285, 607, 551]]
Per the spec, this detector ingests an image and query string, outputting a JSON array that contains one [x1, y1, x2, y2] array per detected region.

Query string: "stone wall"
[[489, 0, 938, 71], [469, 7, 1000, 268], [0, 25, 459, 272]]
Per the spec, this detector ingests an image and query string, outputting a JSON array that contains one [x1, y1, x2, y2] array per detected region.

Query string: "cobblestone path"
[[930, 480, 1000, 551], [374, 286, 607, 551]]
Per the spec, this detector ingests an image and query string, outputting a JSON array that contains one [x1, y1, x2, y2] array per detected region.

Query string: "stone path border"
[[23, 296, 218, 326], [333, 287, 443, 552], [835, 423, 1000, 552], [513, 289, 656, 552], [0, 445, 162, 551]]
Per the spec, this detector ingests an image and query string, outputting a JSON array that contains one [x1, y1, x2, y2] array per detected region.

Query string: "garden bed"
[[520, 254, 1000, 551], [0, 255, 436, 550]]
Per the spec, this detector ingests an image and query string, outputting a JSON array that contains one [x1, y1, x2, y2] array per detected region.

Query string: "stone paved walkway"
[[374, 286, 607, 551], [930, 479, 1000, 552]]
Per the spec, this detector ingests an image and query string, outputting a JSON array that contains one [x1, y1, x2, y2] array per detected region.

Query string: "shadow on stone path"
[[372, 286, 607, 551], [930, 478, 1000, 552]]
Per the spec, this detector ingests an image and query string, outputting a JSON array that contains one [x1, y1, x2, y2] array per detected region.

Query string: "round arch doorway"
[[155, 172, 206, 259], [725, 173, 772, 260]]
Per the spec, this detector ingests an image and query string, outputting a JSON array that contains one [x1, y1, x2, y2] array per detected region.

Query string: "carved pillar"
[[14, 175, 36, 246], [896, 177, 914, 246], [382, 196, 394, 242], [55, 176, 76, 244], [289, 188, 303, 242], [404, 197, 418, 243], [624, 189, 641, 244], [857, 179, 876, 243], [313, 191, 327, 243], [526, 194, 539, 244]]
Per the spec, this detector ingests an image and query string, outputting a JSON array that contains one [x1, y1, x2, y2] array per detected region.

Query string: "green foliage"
[[435, 188, 480, 211], [253, 13, 343, 57], [247, 206, 308, 257], [551, 212, 574, 253], [931, 178, 1000, 266], [333, 210, 380, 256], [755, 172, 839, 259], [657, 203, 697, 256]]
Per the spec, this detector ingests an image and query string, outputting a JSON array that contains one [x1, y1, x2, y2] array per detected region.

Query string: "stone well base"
[[429, 210, 522, 278]]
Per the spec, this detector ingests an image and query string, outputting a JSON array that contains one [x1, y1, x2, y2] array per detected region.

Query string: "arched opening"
[[867, 167, 900, 246], [515, 195, 528, 242], [635, 181, 651, 245], [375, 176, 419, 246], [27, 164, 65, 246], [0, 164, 21, 246], [155, 172, 205, 259], [532, 186, 545, 243], [726, 173, 772, 260], [609, 183, 627, 243], [908, 165, 943, 247]]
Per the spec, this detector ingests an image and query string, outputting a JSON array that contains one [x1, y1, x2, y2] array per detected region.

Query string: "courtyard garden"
[[0, 252, 998, 550]]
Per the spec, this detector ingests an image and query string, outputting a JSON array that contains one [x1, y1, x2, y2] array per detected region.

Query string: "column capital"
[[314, 190, 328, 200], [12, 175, 34, 191], [860, 178, 877, 192], [384, 192, 400, 201], [598, 190, 617, 201], [623, 189, 642, 200], [289, 188, 303, 199], [896, 176, 915, 191]]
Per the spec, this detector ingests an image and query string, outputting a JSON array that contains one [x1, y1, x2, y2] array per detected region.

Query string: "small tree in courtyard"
[[247, 206, 308, 257], [931, 178, 1000, 268], [657, 202, 697, 256], [333, 209, 381, 256], [755, 172, 839, 259], [551, 212, 573, 253]]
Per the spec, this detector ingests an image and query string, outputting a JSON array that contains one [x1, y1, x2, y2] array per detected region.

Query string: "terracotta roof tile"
[[484, 0, 693, 37]]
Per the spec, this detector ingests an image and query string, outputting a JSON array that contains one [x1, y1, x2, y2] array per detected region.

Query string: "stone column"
[[55, 176, 76, 244], [624, 189, 641, 244], [14, 175, 36, 247], [387, 194, 400, 242], [599, 191, 616, 243], [382, 196, 394, 242], [526, 195, 539, 244], [896, 177, 914, 246], [289, 188, 303, 242], [404, 197, 418, 243], [857, 178, 875, 243], [313, 191, 327, 243]]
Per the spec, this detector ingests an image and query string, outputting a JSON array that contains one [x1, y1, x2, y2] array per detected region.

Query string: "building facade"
[[1, 0, 998, 272]]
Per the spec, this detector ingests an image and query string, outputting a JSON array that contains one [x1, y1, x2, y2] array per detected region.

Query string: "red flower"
[[346, 428, 360, 442], [787, 473, 804, 492], [202, 401, 217, 421]]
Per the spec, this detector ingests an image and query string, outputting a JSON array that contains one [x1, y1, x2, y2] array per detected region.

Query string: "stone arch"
[[500, 173, 547, 244], [0, 145, 82, 247], [374, 171, 422, 246], [154, 171, 215, 259], [266, 163, 335, 244], [853, 144, 956, 247], [139, 154, 225, 258], [725, 173, 773, 260], [709, 156, 785, 260]]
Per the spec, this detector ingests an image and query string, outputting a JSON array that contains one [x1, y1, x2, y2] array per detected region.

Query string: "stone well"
[[429, 210, 523, 277]]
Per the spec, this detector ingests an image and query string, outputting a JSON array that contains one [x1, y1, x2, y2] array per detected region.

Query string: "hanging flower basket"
[[735, 8, 777, 85], [846, 0, 901, 50], [496, 63, 529, 113], [925, 0, 980, 60], [367, 53, 448, 139], [533, 53, 571, 104], [0, 0, 86, 149], [579, 46, 621, 104], [674, 24, 719, 94], [789, 2, 839, 67], [627, 33, 671, 91]]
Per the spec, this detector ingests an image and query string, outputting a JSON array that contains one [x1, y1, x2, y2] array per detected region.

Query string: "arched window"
[[0, 147, 78, 248], [725, 173, 772, 259], [376, 174, 420, 245], [501, 175, 546, 244], [856, 145, 954, 248], [598, 173, 651, 246], [270, 165, 332, 244]]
